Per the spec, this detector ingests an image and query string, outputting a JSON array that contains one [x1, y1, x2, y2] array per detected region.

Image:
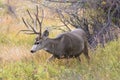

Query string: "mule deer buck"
[[21, 6, 90, 62]]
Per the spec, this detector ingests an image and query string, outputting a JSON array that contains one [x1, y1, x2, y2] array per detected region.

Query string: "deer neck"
[[44, 38, 59, 54]]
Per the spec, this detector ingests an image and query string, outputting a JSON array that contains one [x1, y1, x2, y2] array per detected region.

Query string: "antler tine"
[[40, 7, 44, 37], [35, 5, 44, 37], [27, 9, 34, 23], [34, 15, 37, 31], [36, 5, 39, 18], [26, 8, 39, 34], [22, 17, 29, 29], [40, 7, 44, 28]]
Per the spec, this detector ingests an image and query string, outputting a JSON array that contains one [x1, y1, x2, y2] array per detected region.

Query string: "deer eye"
[[35, 41, 39, 45]]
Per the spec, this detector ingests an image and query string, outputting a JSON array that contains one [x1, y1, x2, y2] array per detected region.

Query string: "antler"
[[22, 17, 39, 34], [20, 5, 44, 37], [35, 5, 44, 37]]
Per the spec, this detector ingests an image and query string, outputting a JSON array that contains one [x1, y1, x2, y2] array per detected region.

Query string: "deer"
[[21, 6, 90, 62]]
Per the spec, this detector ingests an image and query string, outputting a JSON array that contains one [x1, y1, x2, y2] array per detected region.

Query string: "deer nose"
[[30, 50, 35, 53]]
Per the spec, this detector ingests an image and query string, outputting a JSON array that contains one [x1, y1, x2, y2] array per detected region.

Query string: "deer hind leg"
[[46, 55, 55, 63], [76, 56, 81, 62], [83, 42, 90, 63], [83, 50, 90, 63]]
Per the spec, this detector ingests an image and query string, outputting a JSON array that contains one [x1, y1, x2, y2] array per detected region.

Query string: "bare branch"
[[46, 0, 78, 3], [57, 10, 71, 31], [52, 27, 67, 32]]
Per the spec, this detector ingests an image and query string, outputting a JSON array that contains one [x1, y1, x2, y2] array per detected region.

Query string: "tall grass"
[[0, 32, 120, 80]]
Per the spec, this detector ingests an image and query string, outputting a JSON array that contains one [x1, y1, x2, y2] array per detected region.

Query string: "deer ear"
[[43, 30, 49, 37]]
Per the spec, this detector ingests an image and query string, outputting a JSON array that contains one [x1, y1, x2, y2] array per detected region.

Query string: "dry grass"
[[0, 45, 31, 62]]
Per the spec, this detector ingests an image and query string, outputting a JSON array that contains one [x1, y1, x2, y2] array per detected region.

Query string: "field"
[[0, 33, 120, 80], [0, 0, 120, 80]]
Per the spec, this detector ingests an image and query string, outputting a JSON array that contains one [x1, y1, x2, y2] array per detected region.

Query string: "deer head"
[[21, 6, 48, 53], [31, 29, 50, 53]]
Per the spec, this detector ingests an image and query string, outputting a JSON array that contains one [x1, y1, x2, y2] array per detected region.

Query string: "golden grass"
[[0, 45, 30, 62]]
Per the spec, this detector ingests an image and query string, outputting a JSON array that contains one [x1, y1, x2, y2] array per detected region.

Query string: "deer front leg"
[[46, 55, 55, 63]]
